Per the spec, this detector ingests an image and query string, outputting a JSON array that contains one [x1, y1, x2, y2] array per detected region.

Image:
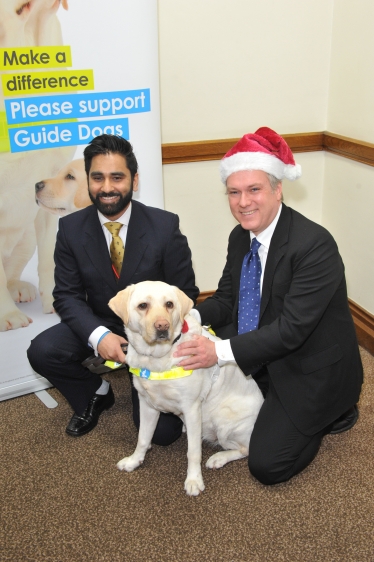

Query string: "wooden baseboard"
[[349, 299, 374, 354], [197, 293, 374, 354]]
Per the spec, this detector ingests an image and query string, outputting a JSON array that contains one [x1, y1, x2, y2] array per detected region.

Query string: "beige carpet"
[[1, 348, 374, 562]]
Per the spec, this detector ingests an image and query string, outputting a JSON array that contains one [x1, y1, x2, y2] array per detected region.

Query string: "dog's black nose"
[[35, 181, 45, 193], [156, 329, 169, 340]]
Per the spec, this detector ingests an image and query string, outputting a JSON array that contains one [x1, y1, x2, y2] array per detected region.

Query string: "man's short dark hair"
[[83, 134, 138, 179]]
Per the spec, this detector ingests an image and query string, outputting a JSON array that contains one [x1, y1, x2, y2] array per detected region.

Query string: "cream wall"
[[158, 0, 333, 142], [158, 0, 374, 314], [328, 0, 374, 141], [323, 0, 374, 313], [158, 0, 331, 291], [323, 154, 374, 312]]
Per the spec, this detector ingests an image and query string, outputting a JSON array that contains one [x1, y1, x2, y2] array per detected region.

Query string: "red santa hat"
[[220, 127, 302, 183]]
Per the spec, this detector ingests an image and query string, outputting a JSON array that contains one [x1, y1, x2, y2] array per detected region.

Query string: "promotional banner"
[[0, 1, 163, 401]]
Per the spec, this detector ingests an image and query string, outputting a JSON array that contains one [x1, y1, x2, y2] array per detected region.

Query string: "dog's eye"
[[165, 301, 174, 309], [66, 174, 75, 180], [137, 303, 148, 310]]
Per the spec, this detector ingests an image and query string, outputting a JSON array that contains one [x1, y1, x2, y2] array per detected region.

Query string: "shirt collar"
[[98, 202, 132, 227], [250, 203, 282, 250]]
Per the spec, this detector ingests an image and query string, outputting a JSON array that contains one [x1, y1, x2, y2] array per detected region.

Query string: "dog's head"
[[35, 158, 92, 216], [109, 281, 193, 346]]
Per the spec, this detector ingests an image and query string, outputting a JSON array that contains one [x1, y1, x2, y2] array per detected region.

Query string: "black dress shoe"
[[66, 385, 115, 437], [328, 405, 359, 435]]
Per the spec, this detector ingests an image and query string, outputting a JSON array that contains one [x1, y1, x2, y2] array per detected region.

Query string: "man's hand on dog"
[[174, 335, 218, 370], [98, 333, 127, 363]]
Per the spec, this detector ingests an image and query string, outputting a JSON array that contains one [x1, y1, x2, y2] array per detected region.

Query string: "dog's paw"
[[40, 292, 55, 314], [0, 309, 32, 331], [184, 476, 205, 496], [206, 453, 227, 470], [206, 449, 247, 469], [8, 280, 37, 303], [117, 456, 142, 472]]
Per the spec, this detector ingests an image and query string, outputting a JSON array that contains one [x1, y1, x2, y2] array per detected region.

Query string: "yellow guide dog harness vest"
[[128, 321, 217, 381]]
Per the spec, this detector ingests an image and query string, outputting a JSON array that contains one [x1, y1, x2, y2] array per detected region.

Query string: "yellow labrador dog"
[[109, 281, 264, 496]]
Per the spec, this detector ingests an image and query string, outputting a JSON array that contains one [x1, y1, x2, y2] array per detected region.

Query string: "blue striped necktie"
[[238, 238, 262, 334]]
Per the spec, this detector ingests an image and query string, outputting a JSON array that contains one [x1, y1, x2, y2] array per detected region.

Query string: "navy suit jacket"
[[53, 200, 199, 343], [197, 204, 363, 435]]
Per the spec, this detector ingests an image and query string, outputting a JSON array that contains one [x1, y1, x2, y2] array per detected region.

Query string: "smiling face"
[[226, 169, 282, 235], [88, 152, 138, 220]]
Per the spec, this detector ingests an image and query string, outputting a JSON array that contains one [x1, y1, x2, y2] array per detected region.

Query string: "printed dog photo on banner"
[[0, 0, 73, 332], [0, 0, 163, 400]]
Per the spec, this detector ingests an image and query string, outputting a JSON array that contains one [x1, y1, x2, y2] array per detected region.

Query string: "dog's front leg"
[[183, 403, 205, 496], [117, 396, 160, 473]]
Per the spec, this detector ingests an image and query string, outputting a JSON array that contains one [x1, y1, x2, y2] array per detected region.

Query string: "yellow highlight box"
[[0, 111, 10, 152], [0, 46, 72, 70], [2, 69, 94, 96]]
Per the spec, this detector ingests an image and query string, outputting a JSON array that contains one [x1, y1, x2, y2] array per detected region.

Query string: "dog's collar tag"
[[181, 320, 189, 333], [130, 366, 193, 380]]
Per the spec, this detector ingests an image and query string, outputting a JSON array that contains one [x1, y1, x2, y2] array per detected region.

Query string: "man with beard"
[[27, 134, 199, 439]]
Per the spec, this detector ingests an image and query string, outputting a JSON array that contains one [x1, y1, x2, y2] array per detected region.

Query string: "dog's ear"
[[175, 288, 194, 321], [61, 0, 69, 10], [108, 285, 135, 325]]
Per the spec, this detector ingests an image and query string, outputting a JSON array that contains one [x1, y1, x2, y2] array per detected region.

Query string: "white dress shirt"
[[88, 203, 132, 354]]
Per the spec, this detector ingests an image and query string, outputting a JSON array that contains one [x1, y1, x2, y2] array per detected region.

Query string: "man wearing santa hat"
[[174, 127, 363, 485]]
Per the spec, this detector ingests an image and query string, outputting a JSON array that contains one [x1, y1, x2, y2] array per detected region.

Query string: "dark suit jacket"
[[53, 200, 199, 343], [197, 204, 363, 435]]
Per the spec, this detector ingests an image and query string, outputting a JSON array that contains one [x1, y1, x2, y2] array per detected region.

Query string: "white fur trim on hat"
[[220, 152, 302, 183]]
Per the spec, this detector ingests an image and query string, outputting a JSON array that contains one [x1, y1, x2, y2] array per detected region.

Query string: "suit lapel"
[[118, 201, 148, 289], [82, 206, 118, 291], [260, 204, 290, 320]]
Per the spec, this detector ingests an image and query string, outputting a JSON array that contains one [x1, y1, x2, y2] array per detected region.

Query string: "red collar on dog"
[[172, 320, 189, 345]]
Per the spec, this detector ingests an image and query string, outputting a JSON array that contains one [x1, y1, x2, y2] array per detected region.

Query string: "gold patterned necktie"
[[104, 222, 124, 279]]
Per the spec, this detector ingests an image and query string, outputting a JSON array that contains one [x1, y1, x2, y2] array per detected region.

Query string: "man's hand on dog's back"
[[98, 333, 127, 364]]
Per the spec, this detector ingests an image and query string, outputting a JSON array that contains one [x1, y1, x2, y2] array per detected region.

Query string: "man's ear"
[[108, 285, 135, 325], [175, 287, 193, 321], [133, 173, 139, 192]]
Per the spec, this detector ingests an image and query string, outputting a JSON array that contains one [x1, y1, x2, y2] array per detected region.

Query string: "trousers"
[[248, 367, 324, 485], [214, 324, 325, 485], [27, 322, 182, 446]]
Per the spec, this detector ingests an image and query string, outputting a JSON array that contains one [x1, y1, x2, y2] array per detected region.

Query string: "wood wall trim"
[[197, 293, 374, 354], [196, 290, 215, 305], [349, 299, 374, 355], [323, 132, 374, 167], [162, 132, 324, 165], [161, 131, 374, 167]]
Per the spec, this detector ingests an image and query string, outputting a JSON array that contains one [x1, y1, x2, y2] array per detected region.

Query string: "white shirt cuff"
[[215, 339, 236, 366], [89, 326, 111, 356]]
